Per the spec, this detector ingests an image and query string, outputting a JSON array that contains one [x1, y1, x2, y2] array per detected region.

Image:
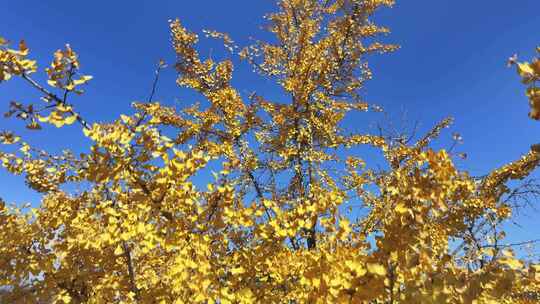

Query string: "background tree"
[[1, 0, 540, 303]]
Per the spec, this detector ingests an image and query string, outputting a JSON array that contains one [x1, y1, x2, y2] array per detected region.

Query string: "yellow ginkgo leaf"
[[517, 62, 534, 77], [366, 263, 387, 276], [500, 257, 523, 270], [73, 75, 93, 85], [395, 203, 409, 214], [114, 245, 123, 255], [345, 260, 367, 276], [231, 267, 245, 275], [64, 115, 78, 125], [47, 79, 58, 87]]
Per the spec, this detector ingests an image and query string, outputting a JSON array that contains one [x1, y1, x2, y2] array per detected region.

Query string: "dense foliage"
[[1, 0, 539, 303]]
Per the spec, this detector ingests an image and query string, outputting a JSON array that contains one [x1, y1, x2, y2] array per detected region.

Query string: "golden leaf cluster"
[[1, 1, 539, 303], [511, 47, 540, 120]]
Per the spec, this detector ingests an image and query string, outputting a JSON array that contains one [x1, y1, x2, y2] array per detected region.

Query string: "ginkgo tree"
[[1, 0, 540, 303]]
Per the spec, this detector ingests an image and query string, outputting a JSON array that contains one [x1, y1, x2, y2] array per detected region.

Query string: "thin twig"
[[122, 241, 141, 302], [481, 239, 540, 249], [21, 73, 91, 130], [134, 60, 166, 129]]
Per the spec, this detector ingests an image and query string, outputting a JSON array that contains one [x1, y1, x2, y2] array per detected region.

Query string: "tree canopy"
[[1, 0, 540, 303]]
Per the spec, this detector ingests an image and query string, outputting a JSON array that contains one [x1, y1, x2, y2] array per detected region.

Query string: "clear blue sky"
[[1, 1, 539, 248]]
